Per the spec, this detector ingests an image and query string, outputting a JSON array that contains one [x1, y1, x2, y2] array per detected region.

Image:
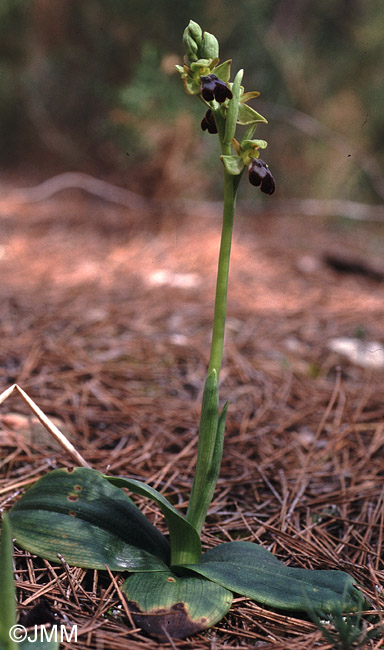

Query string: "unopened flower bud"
[[248, 158, 275, 195], [183, 33, 199, 62], [199, 31, 219, 60], [201, 109, 218, 134], [183, 20, 202, 63], [187, 20, 203, 44], [201, 74, 233, 103]]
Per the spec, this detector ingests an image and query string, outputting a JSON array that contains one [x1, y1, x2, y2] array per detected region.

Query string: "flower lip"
[[201, 109, 218, 134], [201, 74, 233, 103], [248, 158, 275, 195]]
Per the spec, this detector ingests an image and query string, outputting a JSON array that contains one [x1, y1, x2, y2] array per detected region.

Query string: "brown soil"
[[1, 188, 384, 649]]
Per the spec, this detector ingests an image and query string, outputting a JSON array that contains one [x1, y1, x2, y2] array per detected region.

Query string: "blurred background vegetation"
[[0, 0, 383, 204]]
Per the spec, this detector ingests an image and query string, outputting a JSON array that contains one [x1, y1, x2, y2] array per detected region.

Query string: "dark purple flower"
[[201, 74, 233, 103], [201, 109, 218, 134], [248, 158, 275, 195]]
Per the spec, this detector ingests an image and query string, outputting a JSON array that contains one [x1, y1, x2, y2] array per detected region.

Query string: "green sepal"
[[238, 139, 268, 165], [220, 155, 244, 175], [212, 59, 232, 82], [237, 103, 268, 125], [121, 570, 232, 640], [9, 467, 170, 571], [190, 58, 215, 71], [240, 90, 261, 103], [183, 58, 219, 95], [183, 541, 363, 613], [105, 476, 201, 566], [183, 75, 202, 96], [241, 139, 268, 151]]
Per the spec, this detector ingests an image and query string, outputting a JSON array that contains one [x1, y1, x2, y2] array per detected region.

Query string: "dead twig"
[[0, 384, 90, 468]]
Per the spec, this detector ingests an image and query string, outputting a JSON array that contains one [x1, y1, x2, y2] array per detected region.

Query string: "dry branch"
[[2, 171, 384, 221], [0, 384, 89, 468]]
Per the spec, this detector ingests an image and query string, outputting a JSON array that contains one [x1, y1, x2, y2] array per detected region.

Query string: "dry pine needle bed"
[[0, 194, 384, 648]]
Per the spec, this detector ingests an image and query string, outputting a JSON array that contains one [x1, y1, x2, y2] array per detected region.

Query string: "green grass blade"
[[105, 476, 201, 565], [182, 541, 363, 613], [9, 468, 169, 571], [0, 515, 59, 650], [0, 514, 17, 650]]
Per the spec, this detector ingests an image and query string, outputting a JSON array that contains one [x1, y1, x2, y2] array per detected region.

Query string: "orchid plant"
[[4, 21, 364, 641]]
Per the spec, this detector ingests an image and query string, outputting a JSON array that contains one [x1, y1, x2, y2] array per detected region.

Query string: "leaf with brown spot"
[[9, 468, 170, 571], [121, 570, 233, 640]]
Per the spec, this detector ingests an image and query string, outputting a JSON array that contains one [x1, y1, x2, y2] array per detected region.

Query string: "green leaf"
[[205, 401, 228, 505], [19, 638, 59, 650], [185, 402, 228, 544], [220, 155, 244, 175], [237, 103, 268, 126], [121, 570, 232, 640], [212, 59, 232, 82], [0, 514, 17, 650], [186, 370, 219, 534], [105, 476, 201, 566], [9, 468, 170, 571], [183, 541, 362, 613]]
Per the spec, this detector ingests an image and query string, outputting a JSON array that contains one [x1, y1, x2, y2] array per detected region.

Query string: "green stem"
[[185, 72, 243, 535], [208, 70, 243, 378], [186, 158, 238, 534], [208, 169, 237, 379]]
